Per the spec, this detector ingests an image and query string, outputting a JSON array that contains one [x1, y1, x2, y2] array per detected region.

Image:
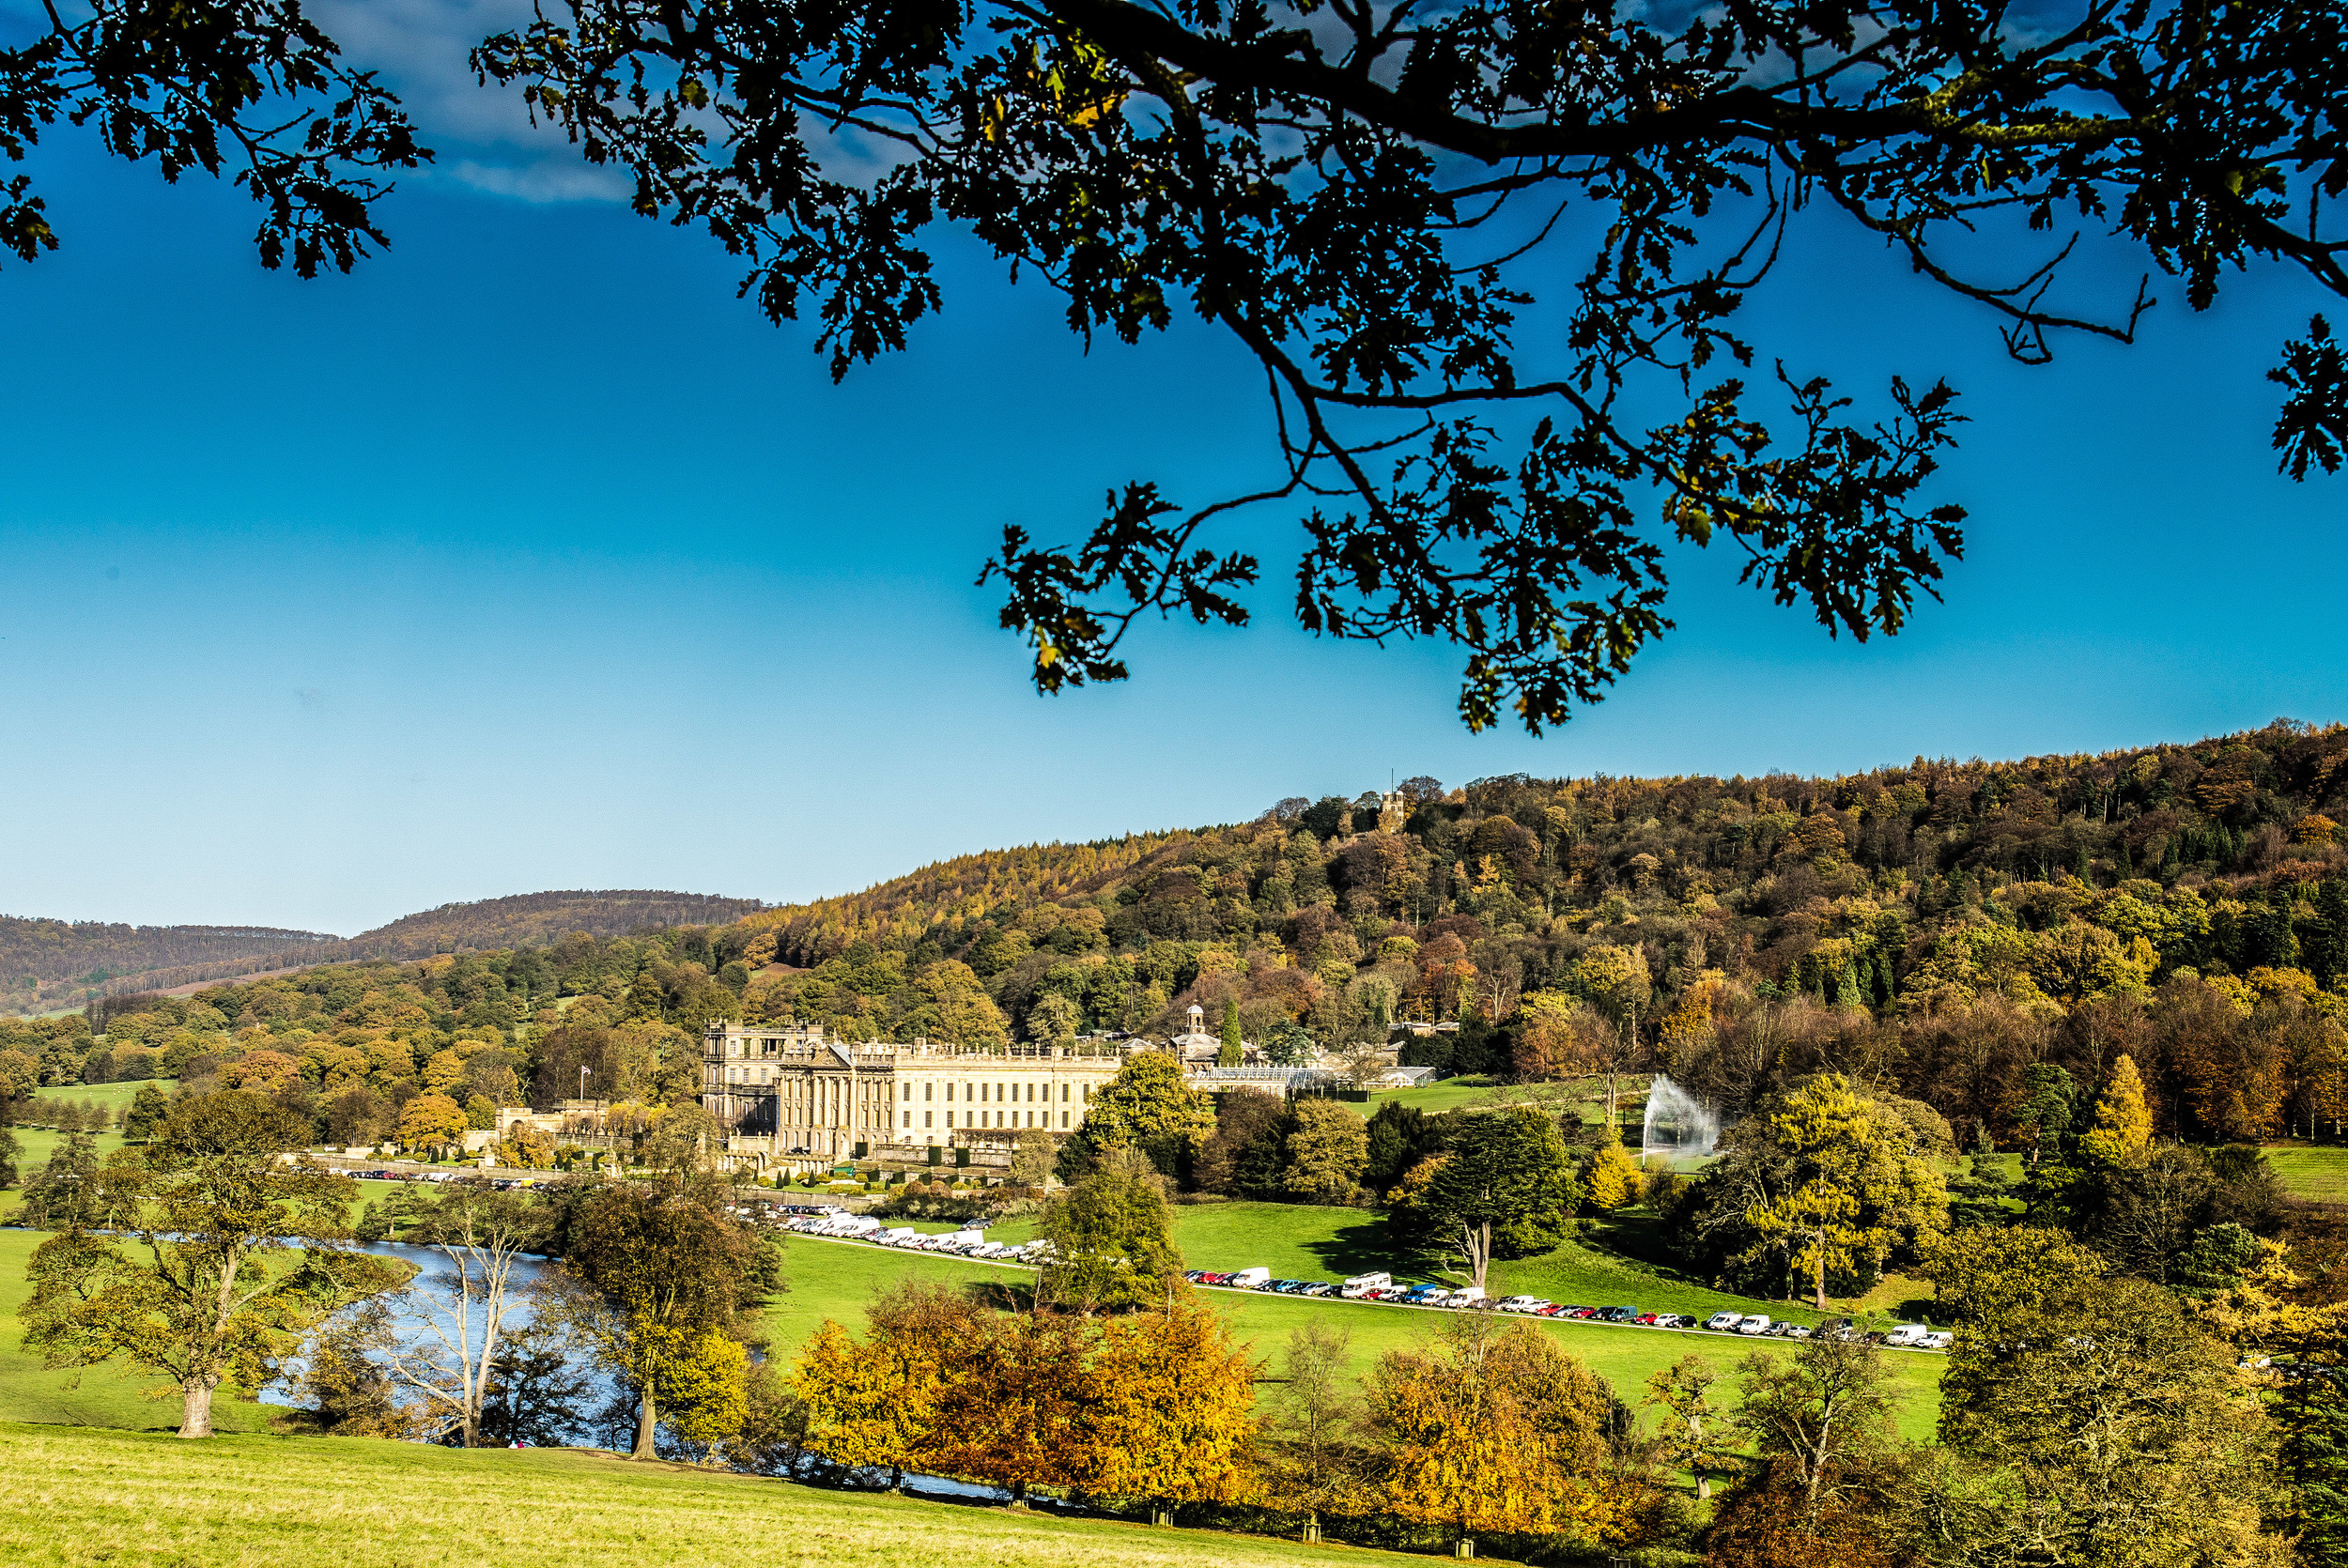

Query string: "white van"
[[1918, 1330, 1954, 1351], [1228, 1267, 1272, 1289], [1881, 1324, 1929, 1348], [1342, 1272, 1393, 1298], [1735, 1314, 1771, 1335], [1705, 1311, 1743, 1332]]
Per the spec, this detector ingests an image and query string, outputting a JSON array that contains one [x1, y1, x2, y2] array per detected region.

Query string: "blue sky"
[[0, 1, 2340, 936]]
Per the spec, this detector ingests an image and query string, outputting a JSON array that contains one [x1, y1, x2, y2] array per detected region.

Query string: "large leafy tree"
[[554, 1174, 783, 1457], [1039, 1145, 1185, 1312], [1674, 1073, 1947, 1302], [793, 1280, 972, 1488], [1937, 1262, 2291, 1566], [1366, 1315, 1622, 1543], [456, 0, 2348, 731], [18, 1090, 406, 1437], [25, 6, 2347, 731], [1069, 1047, 1215, 1177], [1074, 1296, 1259, 1511]]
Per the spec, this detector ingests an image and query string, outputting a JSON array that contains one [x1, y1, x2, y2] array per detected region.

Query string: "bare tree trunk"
[[179, 1377, 216, 1439], [1461, 1221, 1492, 1294], [633, 1387, 657, 1459]]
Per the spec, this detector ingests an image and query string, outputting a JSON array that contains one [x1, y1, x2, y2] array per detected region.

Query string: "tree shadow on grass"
[[1296, 1212, 1408, 1279]]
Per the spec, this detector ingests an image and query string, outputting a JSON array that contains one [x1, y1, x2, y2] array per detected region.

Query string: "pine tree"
[[2309, 877, 2348, 991], [1218, 998, 1243, 1067]]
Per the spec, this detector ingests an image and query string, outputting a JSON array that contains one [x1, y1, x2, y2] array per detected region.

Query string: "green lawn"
[[1359, 1077, 1510, 1117], [0, 1422, 1395, 1568], [2265, 1146, 2348, 1201], [29, 1080, 163, 1115]]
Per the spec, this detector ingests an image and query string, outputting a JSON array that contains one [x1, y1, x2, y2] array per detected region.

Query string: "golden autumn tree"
[[792, 1283, 971, 1488], [1076, 1297, 1259, 1512], [2077, 1053, 2155, 1168], [1365, 1316, 1628, 1547], [1583, 1123, 1641, 1212], [927, 1308, 1091, 1506]]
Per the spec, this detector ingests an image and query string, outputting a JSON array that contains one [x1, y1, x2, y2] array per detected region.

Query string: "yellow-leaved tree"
[[1075, 1297, 1259, 1512], [2077, 1053, 2155, 1168], [1734, 1074, 1948, 1310], [1583, 1123, 1641, 1211], [1366, 1316, 1632, 1548], [793, 1283, 965, 1488]]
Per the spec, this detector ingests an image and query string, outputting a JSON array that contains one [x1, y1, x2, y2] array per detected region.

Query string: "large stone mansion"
[[699, 1021, 1142, 1166]]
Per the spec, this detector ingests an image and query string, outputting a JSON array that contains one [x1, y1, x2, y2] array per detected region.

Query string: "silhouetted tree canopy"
[[9, 0, 2347, 728]]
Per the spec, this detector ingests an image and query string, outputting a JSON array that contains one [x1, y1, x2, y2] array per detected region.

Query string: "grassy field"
[[2265, 1146, 2348, 1201], [0, 1422, 1395, 1568], [28, 1081, 161, 1115]]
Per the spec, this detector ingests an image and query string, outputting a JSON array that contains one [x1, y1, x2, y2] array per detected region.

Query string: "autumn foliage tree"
[[1366, 1316, 1628, 1545], [792, 1282, 969, 1489], [796, 1290, 1257, 1511]]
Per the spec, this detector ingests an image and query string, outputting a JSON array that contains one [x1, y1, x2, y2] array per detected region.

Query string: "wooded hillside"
[[726, 718, 2348, 1147]]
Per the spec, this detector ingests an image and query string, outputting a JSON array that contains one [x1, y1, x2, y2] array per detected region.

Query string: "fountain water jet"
[[1639, 1075, 1719, 1168]]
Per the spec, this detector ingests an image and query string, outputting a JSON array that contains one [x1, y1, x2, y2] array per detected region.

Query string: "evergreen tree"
[[1363, 1102, 1433, 1194], [2279, 1360, 2348, 1568], [2309, 876, 2348, 991], [1948, 1123, 2014, 1229], [1217, 997, 1243, 1067]]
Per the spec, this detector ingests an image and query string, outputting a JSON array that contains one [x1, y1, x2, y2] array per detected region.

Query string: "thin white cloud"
[[447, 157, 632, 204]]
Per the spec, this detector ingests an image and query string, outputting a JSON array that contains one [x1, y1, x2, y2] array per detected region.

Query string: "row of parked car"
[[776, 1210, 1055, 1264], [1182, 1267, 1953, 1349]]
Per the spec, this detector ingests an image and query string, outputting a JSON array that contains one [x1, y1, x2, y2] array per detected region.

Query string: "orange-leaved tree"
[[927, 1308, 1092, 1506], [1076, 1296, 1259, 1513], [793, 1283, 972, 1488], [1365, 1315, 1625, 1545]]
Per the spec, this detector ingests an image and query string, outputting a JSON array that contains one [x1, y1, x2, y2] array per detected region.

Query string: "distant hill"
[[0, 916, 338, 1013], [345, 890, 765, 955], [1, 889, 764, 1014]]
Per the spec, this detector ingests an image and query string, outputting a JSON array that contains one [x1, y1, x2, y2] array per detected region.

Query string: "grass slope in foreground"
[[0, 1423, 1389, 1568]]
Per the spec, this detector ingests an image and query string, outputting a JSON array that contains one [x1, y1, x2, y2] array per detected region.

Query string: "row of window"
[[907, 1080, 1085, 1103], [913, 1109, 1068, 1130]]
